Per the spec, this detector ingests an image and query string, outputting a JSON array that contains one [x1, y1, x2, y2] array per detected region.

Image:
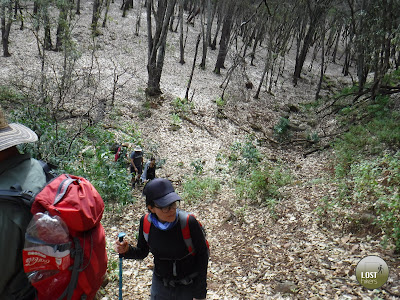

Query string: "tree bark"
[[185, 33, 201, 100], [214, 2, 234, 74], [1, 1, 12, 57], [146, 0, 177, 96]]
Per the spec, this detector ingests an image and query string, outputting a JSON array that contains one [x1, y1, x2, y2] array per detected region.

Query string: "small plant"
[[215, 97, 226, 107], [273, 117, 291, 141], [190, 159, 204, 175], [172, 97, 194, 114], [182, 176, 220, 204], [235, 162, 292, 208], [170, 113, 182, 130]]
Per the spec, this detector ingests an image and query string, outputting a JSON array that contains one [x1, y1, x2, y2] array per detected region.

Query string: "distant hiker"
[[141, 156, 157, 183], [130, 145, 143, 189], [115, 178, 209, 300], [0, 106, 47, 300], [114, 143, 129, 167]]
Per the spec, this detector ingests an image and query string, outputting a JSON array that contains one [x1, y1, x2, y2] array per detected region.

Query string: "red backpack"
[[25, 174, 107, 300], [143, 210, 209, 256]]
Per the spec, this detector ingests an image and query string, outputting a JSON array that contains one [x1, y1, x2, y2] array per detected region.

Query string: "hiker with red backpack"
[[0, 106, 47, 300], [115, 178, 209, 300], [0, 106, 107, 300]]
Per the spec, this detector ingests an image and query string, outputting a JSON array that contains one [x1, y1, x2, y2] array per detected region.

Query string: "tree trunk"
[[315, 22, 326, 100], [56, 1, 71, 51], [76, 0, 81, 15], [214, 3, 234, 74], [91, 0, 102, 36], [178, 0, 185, 64], [1, 2, 12, 57], [199, 5, 207, 69], [185, 33, 201, 99], [293, 22, 316, 85], [146, 0, 177, 96], [102, 0, 111, 27]]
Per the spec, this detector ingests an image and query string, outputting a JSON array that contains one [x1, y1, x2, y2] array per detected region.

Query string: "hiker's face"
[[148, 201, 178, 223]]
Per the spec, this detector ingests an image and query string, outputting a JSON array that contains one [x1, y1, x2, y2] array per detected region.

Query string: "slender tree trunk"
[[199, 5, 207, 69], [146, 0, 177, 96], [205, 0, 214, 47], [1, 2, 12, 57], [179, 0, 185, 64], [210, 11, 222, 50], [316, 22, 326, 100], [102, 0, 111, 27], [185, 33, 201, 99], [214, 4, 234, 74], [76, 0, 81, 15], [91, 0, 102, 36]]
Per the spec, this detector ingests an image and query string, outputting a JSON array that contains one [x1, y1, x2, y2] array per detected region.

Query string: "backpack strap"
[[142, 211, 201, 256], [143, 213, 152, 243], [0, 187, 35, 208], [37, 160, 57, 182], [178, 210, 196, 256], [57, 237, 84, 300]]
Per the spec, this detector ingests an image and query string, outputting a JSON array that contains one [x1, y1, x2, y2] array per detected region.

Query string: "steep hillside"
[[0, 2, 399, 299]]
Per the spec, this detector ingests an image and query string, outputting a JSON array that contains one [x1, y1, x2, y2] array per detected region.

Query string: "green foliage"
[[215, 97, 226, 108], [273, 117, 291, 141], [9, 102, 138, 206], [170, 113, 182, 130], [190, 159, 204, 175], [0, 86, 24, 103], [181, 176, 220, 204], [334, 99, 400, 177], [235, 162, 292, 207], [382, 69, 400, 86], [172, 97, 194, 114], [228, 138, 260, 175], [344, 153, 400, 251], [331, 91, 400, 250]]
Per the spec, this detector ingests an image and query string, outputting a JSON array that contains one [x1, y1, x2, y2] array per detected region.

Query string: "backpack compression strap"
[[142, 211, 196, 256]]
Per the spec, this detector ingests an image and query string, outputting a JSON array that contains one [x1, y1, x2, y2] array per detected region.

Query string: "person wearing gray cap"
[[0, 106, 48, 299], [115, 178, 209, 300]]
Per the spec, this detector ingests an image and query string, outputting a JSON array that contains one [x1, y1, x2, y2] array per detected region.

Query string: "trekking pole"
[[118, 232, 126, 300]]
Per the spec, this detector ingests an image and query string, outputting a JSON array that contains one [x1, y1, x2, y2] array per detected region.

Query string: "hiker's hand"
[[115, 239, 129, 254]]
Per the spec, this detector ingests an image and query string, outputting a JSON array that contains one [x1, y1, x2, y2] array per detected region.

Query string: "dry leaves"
[[1, 2, 399, 299]]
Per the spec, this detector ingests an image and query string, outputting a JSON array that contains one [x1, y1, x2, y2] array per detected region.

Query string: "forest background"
[[1, 0, 400, 299]]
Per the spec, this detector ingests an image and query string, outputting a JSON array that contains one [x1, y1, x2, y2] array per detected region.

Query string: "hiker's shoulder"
[[0, 155, 46, 192]]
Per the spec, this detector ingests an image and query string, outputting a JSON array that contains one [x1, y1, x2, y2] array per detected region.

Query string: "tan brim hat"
[[0, 123, 38, 151]]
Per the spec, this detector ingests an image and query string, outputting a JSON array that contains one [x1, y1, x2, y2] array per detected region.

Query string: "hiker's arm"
[[115, 216, 149, 259], [189, 216, 209, 300]]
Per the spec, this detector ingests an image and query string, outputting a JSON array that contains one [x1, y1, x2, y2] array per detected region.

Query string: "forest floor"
[[1, 2, 399, 299]]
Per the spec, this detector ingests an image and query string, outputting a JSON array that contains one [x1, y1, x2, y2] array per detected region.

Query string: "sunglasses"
[[154, 201, 179, 213]]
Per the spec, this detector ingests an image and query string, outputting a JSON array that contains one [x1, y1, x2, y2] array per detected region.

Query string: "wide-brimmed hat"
[[0, 107, 38, 151], [134, 145, 142, 152], [143, 178, 181, 207]]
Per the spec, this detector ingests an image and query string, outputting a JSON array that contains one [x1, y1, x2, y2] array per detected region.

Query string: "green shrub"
[[235, 162, 292, 207], [273, 117, 291, 141], [10, 103, 139, 206], [190, 159, 204, 175], [181, 177, 220, 204], [347, 153, 400, 251], [172, 97, 194, 114]]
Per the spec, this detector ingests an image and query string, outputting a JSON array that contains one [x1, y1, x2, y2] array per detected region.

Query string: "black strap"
[[0, 187, 34, 208], [57, 237, 84, 300]]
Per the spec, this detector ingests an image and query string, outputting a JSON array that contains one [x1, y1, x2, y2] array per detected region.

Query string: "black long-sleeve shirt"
[[124, 212, 209, 299]]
